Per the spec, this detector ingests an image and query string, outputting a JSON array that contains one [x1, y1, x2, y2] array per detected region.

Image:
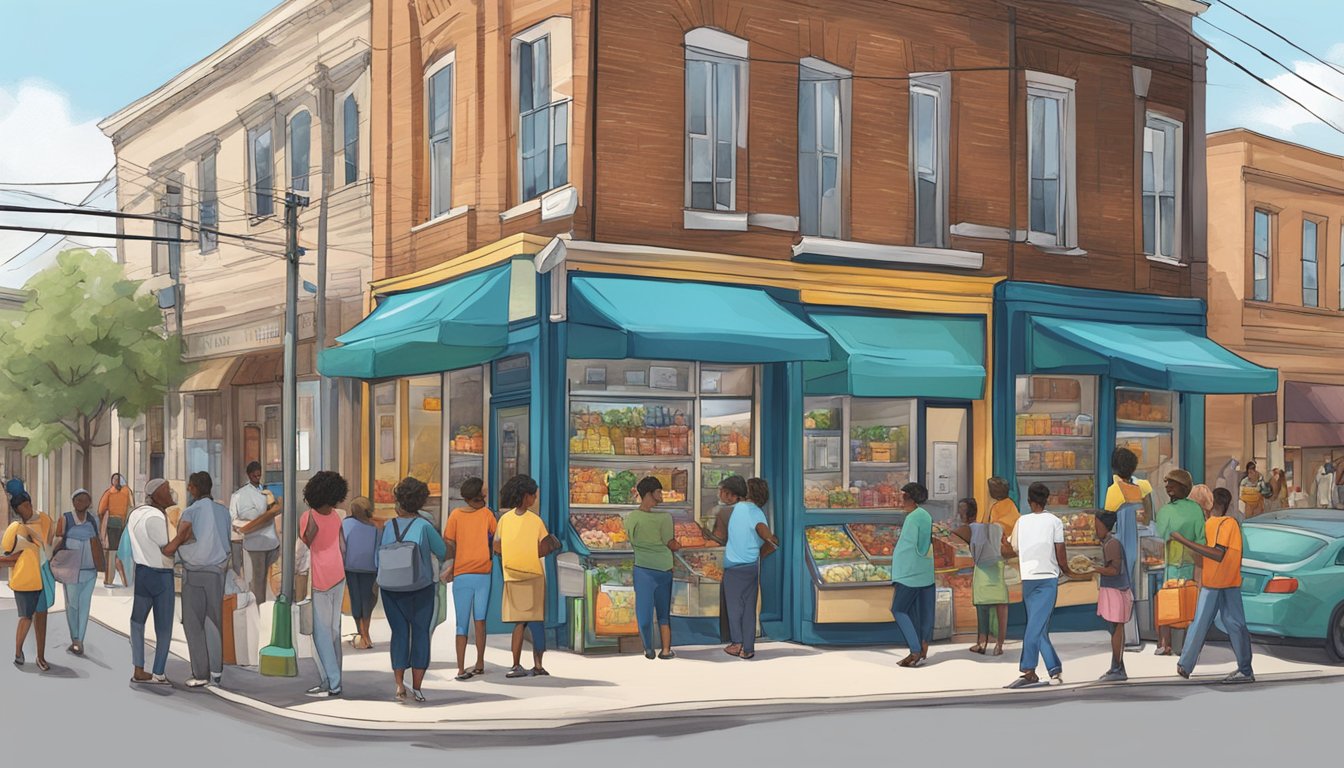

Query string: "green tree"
[[0, 249, 187, 489]]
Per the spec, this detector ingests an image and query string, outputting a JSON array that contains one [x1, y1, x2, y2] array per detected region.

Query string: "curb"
[[83, 612, 1343, 733]]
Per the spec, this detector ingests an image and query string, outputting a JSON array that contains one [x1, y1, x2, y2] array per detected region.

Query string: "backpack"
[[378, 518, 430, 592]]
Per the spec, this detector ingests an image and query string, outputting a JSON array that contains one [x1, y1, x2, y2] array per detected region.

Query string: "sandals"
[[412, 689, 426, 703], [13, 653, 24, 667], [991, 647, 1005, 657], [968, 645, 986, 655], [723, 645, 742, 658], [1155, 646, 1173, 657], [658, 650, 676, 660], [897, 654, 924, 668], [455, 667, 484, 681], [506, 665, 530, 679], [530, 667, 550, 677], [738, 653, 755, 660], [395, 686, 408, 701]]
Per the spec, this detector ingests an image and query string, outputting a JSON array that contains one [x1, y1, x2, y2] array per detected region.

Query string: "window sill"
[[1145, 254, 1185, 268], [747, 213, 799, 232], [500, 198, 542, 222], [791, 238, 984, 270], [1035, 245, 1088, 257], [412, 205, 471, 232], [684, 210, 748, 231]]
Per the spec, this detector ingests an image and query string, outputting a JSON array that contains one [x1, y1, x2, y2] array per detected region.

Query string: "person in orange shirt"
[[443, 477, 498, 681], [2, 491, 54, 670], [983, 476, 1021, 537], [98, 473, 133, 587], [1172, 487, 1254, 684]]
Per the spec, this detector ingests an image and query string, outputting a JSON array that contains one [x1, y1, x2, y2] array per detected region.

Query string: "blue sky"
[[0, 0, 1342, 187]]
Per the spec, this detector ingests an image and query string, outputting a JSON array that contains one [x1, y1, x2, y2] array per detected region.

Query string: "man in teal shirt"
[[891, 482, 935, 667], [1155, 468, 1206, 656]]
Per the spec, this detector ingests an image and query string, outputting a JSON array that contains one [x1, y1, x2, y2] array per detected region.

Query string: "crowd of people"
[[2, 447, 1255, 699]]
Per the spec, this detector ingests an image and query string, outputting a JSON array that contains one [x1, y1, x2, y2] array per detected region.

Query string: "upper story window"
[[1253, 208, 1272, 302], [1026, 72, 1077, 249], [1338, 225, 1344, 310], [153, 183, 182, 276], [198, 153, 218, 254], [1303, 218, 1320, 307], [342, 94, 359, 186], [685, 28, 747, 213], [911, 72, 950, 248], [1143, 113, 1182, 262], [514, 19, 572, 203], [289, 109, 311, 193], [799, 59, 849, 239], [248, 124, 274, 218], [427, 54, 455, 218]]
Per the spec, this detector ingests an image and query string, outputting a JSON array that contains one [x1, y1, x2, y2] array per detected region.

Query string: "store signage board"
[[933, 441, 959, 500], [184, 313, 316, 360]]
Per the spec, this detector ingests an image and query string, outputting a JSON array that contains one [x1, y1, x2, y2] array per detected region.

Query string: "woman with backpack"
[[376, 477, 447, 703], [53, 489, 104, 656]]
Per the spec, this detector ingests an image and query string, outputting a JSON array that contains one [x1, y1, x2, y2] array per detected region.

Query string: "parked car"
[[1239, 509, 1344, 662]]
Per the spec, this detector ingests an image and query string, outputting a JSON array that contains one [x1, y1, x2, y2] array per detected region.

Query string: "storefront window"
[[183, 393, 224, 483], [803, 397, 914, 511], [566, 360, 756, 620], [297, 382, 319, 474], [407, 375, 443, 522], [1015, 375, 1097, 507], [372, 381, 400, 518], [1115, 386, 1179, 509], [447, 368, 485, 511]]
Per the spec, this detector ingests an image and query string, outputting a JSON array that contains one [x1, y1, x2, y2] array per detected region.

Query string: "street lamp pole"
[[260, 191, 307, 677]]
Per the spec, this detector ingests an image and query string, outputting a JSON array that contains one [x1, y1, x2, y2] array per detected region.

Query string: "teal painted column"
[[1183, 394, 1206, 484], [760, 361, 801, 641]]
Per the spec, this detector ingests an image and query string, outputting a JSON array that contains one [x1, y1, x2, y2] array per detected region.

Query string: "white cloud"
[[1233, 51, 1344, 140], [0, 80, 113, 258]]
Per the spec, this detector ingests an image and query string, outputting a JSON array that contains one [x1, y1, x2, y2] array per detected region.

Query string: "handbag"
[[50, 547, 83, 585]]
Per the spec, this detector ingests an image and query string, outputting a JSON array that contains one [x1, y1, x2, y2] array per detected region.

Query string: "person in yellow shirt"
[[2, 491, 54, 670], [983, 477, 1021, 537], [1104, 448, 1154, 524], [493, 474, 560, 679]]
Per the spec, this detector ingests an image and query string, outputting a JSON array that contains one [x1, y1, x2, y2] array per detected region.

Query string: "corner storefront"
[[993, 282, 1277, 633]]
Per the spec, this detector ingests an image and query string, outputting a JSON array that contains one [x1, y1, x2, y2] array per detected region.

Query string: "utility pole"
[[260, 191, 308, 678]]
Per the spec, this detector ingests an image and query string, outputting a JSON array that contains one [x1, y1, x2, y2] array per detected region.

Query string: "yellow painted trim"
[[371, 233, 551, 294]]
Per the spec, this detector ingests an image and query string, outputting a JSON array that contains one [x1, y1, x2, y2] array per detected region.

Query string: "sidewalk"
[[30, 586, 1343, 732]]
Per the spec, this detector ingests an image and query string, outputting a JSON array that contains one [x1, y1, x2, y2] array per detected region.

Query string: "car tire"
[[1327, 603, 1344, 664]]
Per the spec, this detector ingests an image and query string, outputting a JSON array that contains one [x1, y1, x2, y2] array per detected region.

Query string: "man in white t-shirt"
[[229, 461, 281, 608], [127, 478, 177, 686], [1006, 482, 1085, 689]]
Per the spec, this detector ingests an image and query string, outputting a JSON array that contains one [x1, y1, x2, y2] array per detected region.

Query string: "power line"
[[0, 179, 103, 187], [0, 224, 191, 243], [1214, 0, 1344, 75], [1196, 14, 1344, 104], [0, 203, 290, 248]]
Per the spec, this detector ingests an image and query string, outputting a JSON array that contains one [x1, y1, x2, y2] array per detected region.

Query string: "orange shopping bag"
[[1155, 581, 1198, 628]]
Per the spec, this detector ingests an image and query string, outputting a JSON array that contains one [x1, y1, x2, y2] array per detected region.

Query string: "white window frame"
[[798, 58, 849, 239], [426, 52, 456, 219], [910, 72, 951, 249], [197, 152, 218, 254], [684, 27, 748, 216], [1253, 208, 1273, 302], [513, 18, 572, 204], [288, 107, 313, 193], [247, 123, 275, 219], [1303, 217, 1321, 308], [1026, 72, 1077, 249], [1142, 112, 1183, 263]]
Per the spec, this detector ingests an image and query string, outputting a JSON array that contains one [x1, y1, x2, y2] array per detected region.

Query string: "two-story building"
[[325, 0, 1273, 650], [99, 0, 372, 501], [1205, 128, 1344, 503]]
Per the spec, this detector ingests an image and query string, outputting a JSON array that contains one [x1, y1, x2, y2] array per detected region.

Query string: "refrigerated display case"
[[803, 397, 913, 512], [565, 360, 757, 636], [1015, 375, 1098, 505], [805, 524, 894, 623], [1115, 387, 1179, 511]]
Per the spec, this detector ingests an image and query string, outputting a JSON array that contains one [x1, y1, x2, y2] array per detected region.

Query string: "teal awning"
[[1030, 317, 1277, 394], [566, 276, 831, 362], [804, 313, 986, 399], [318, 265, 511, 379]]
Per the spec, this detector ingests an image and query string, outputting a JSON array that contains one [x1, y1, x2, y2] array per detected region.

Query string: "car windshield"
[[1243, 527, 1327, 565]]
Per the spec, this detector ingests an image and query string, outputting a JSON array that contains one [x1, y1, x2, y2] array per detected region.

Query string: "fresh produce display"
[[1018, 444, 1093, 472], [674, 519, 708, 548], [594, 588, 637, 634], [805, 525, 861, 562], [1015, 413, 1093, 437], [1069, 554, 1099, 573], [700, 423, 752, 458], [849, 425, 910, 463], [1062, 512, 1099, 546], [571, 513, 630, 550], [1037, 477, 1096, 508], [848, 523, 901, 558], [803, 480, 905, 510], [1142, 554, 1164, 568], [373, 478, 395, 504], [1116, 390, 1172, 423], [607, 470, 639, 505], [569, 404, 691, 456], [569, 467, 612, 505], [804, 409, 837, 430], [928, 525, 960, 570], [680, 550, 724, 582], [451, 425, 484, 453], [819, 562, 891, 584]]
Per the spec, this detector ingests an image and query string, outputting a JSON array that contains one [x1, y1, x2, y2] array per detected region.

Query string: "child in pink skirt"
[[1092, 511, 1132, 682]]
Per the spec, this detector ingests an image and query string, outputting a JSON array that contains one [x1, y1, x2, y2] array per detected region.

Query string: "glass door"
[[924, 405, 969, 522], [496, 404, 530, 508]]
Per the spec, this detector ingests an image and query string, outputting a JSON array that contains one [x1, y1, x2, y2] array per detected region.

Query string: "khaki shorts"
[[501, 576, 546, 623]]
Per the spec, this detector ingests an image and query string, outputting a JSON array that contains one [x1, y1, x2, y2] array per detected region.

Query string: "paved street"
[[3, 602, 1340, 765]]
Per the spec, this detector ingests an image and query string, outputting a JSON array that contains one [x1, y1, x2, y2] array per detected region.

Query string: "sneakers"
[[211, 673, 222, 687], [185, 678, 211, 688], [132, 673, 171, 686], [1222, 671, 1255, 685], [1049, 671, 1064, 685], [306, 685, 343, 698], [1097, 668, 1128, 683]]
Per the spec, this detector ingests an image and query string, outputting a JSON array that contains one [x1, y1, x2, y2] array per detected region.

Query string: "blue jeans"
[[1179, 587, 1254, 677], [452, 574, 492, 635], [890, 582, 935, 653], [1020, 578, 1061, 676], [311, 581, 345, 691], [63, 569, 98, 642], [131, 566, 175, 675], [634, 566, 673, 652], [382, 585, 435, 671]]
